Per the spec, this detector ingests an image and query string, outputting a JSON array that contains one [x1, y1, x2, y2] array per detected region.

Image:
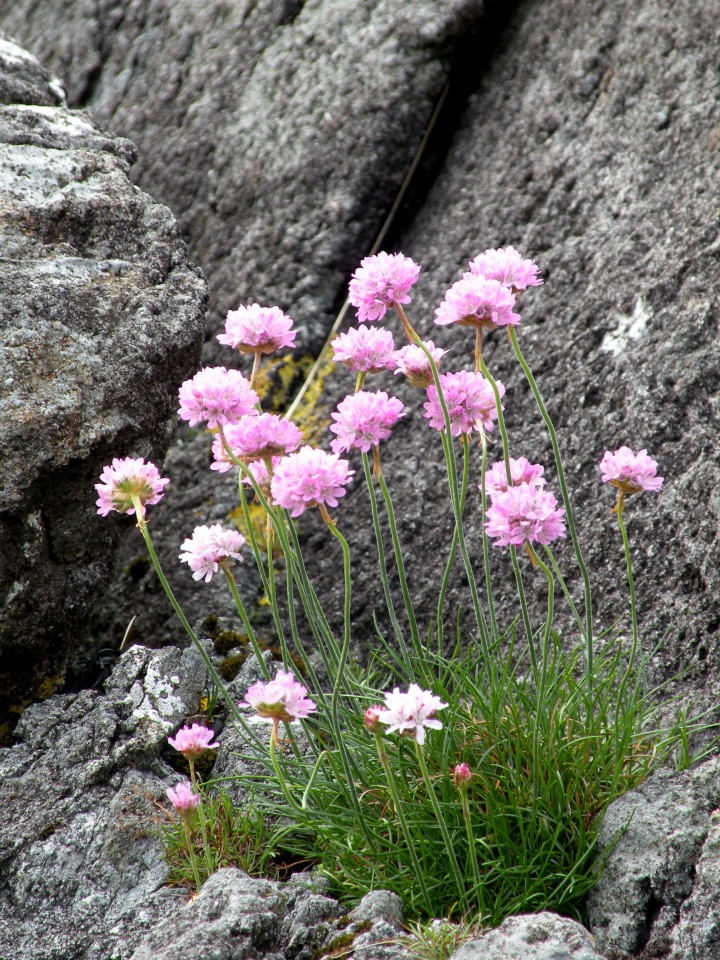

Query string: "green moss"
[[219, 651, 249, 681], [213, 628, 250, 656], [36, 673, 65, 701], [313, 921, 373, 960]]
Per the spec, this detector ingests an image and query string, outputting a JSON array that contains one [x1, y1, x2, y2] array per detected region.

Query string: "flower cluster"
[[348, 252, 421, 323], [270, 446, 354, 517], [435, 275, 520, 330], [376, 684, 447, 746], [330, 391, 405, 454], [599, 447, 663, 496], [95, 457, 170, 518], [244, 669, 317, 722], [424, 370, 504, 436], [218, 304, 296, 355], [485, 483, 566, 547], [332, 325, 397, 373], [178, 367, 259, 429], [179, 524, 245, 582], [394, 340, 447, 389], [166, 781, 200, 816], [483, 457, 546, 497], [466, 246, 543, 291], [211, 413, 303, 468], [168, 724, 220, 760]]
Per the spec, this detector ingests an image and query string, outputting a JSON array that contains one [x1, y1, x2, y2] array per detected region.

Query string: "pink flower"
[[211, 413, 302, 467], [244, 669, 317, 722], [363, 705, 384, 731], [465, 246, 543, 291], [329, 391, 405, 454], [166, 782, 200, 817], [168, 723, 220, 760], [270, 446, 354, 517], [423, 370, 505, 436], [178, 367, 259, 429], [95, 457, 170, 518], [435, 275, 520, 330], [331, 325, 397, 373], [453, 763, 472, 788], [376, 683, 447, 746], [393, 340, 447, 389], [485, 482, 566, 547], [217, 303, 296, 355], [179, 524, 245, 582], [484, 457, 546, 498], [348, 252, 421, 323], [239, 456, 283, 495], [599, 447, 664, 496]]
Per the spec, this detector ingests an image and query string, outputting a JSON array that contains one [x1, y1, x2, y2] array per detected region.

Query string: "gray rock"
[[0, 37, 206, 733], [351, 890, 404, 925], [453, 912, 607, 960], [587, 756, 720, 959]]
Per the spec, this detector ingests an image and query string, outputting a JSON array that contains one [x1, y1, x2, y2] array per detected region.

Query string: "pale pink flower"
[[599, 447, 663, 496], [377, 683, 447, 746], [466, 246, 543, 291], [484, 457, 546, 498], [453, 763, 472, 788], [329, 391, 405, 454], [239, 456, 283, 495], [270, 446, 354, 517], [244, 669, 317, 722], [331, 325, 397, 373], [211, 413, 302, 467], [435, 275, 520, 330], [485, 482, 566, 547], [217, 303, 296, 355], [348, 252, 421, 323], [393, 340, 447, 389], [363, 705, 384, 731], [168, 723, 220, 760], [178, 367, 259, 429], [166, 781, 200, 817], [95, 457, 170, 518], [179, 524, 245, 582], [423, 370, 505, 436]]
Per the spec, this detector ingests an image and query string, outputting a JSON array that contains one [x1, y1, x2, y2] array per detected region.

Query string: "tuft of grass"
[[399, 917, 484, 960]]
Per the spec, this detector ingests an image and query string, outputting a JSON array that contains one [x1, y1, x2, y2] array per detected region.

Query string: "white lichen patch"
[[601, 296, 651, 355], [130, 662, 186, 725], [0, 38, 40, 67], [11, 103, 97, 138]]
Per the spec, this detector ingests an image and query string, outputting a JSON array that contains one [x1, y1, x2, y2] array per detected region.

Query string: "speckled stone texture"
[[453, 912, 608, 959], [0, 38, 207, 733]]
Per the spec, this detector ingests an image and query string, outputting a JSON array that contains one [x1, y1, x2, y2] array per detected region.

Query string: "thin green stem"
[[415, 742, 466, 903], [223, 569, 271, 680], [182, 818, 203, 891], [189, 760, 214, 877], [459, 785, 482, 907], [480, 431, 498, 638], [526, 543, 555, 695], [543, 546, 587, 643], [615, 500, 638, 655], [269, 723, 302, 812]]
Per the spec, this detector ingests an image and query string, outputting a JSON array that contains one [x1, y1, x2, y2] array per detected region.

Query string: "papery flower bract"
[[244, 669, 317, 722], [485, 482, 566, 547], [484, 457, 546, 498], [466, 246, 543, 291], [179, 524, 245, 583], [393, 339, 447, 389], [217, 303, 296, 355], [435, 275, 520, 330], [178, 367, 259, 429], [423, 370, 505, 436], [166, 781, 200, 817], [599, 447, 664, 496], [348, 252, 421, 323], [453, 763, 472, 788], [329, 391, 405, 454], [331, 325, 397, 373], [168, 723, 220, 760], [270, 446, 354, 517], [377, 684, 447, 746], [211, 413, 302, 467], [95, 457, 170, 518]]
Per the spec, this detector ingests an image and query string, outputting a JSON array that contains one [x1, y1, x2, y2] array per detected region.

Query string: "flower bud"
[[453, 762, 471, 788]]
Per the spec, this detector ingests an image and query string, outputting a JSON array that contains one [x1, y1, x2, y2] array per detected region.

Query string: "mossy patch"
[[219, 651, 249, 681]]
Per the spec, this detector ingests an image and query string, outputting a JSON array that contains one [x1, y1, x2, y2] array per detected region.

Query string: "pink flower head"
[[393, 340, 447, 389], [329, 391, 405, 454], [484, 457, 546, 498], [244, 669, 317, 722], [423, 370, 505, 437], [211, 413, 302, 467], [239, 456, 283, 495], [217, 303, 296, 355], [376, 683, 447, 746], [178, 367, 260, 429], [331, 325, 397, 373], [435, 275, 520, 330], [599, 447, 664, 496], [348, 252, 421, 323], [168, 723, 220, 760], [453, 763, 472, 788], [363, 705, 384, 731], [466, 246, 543, 291], [179, 524, 245, 583], [95, 457, 170, 518], [166, 781, 200, 817], [270, 446, 354, 517], [485, 482, 566, 547]]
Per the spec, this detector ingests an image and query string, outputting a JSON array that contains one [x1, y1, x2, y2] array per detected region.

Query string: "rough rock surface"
[[453, 912, 607, 960], [0, 39, 207, 734], [587, 757, 720, 960]]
